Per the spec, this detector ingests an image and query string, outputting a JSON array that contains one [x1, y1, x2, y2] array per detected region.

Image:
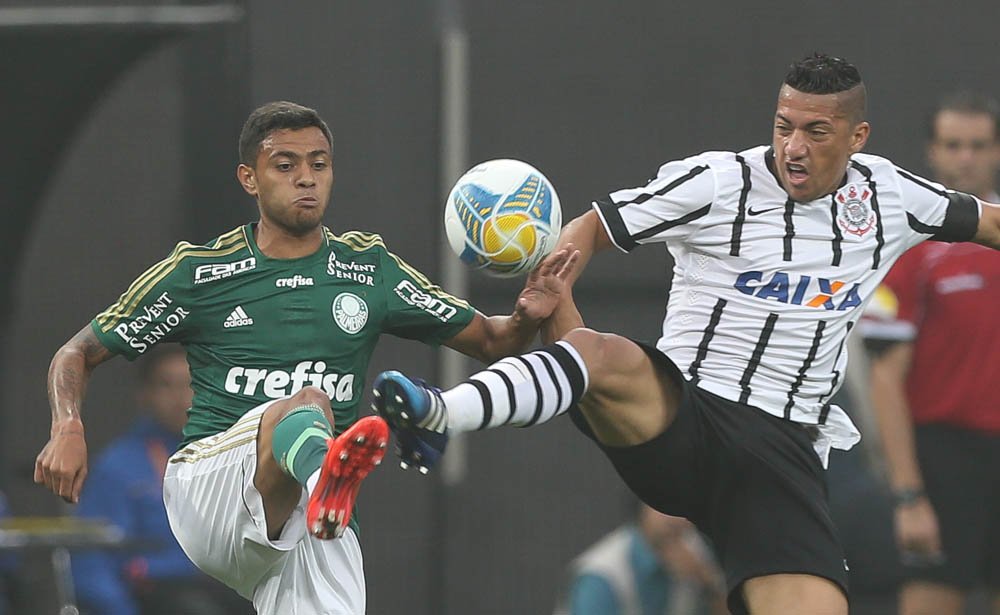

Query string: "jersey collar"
[[242, 222, 331, 263]]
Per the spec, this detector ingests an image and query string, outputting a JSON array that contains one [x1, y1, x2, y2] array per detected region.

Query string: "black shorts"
[[568, 341, 848, 614], [907, 423, 1000, 590]]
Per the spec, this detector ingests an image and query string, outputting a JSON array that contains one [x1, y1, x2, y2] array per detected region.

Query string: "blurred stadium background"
[[1, 1, 998, 613]]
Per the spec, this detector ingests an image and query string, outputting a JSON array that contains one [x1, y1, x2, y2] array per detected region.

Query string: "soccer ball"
[[444, 159, 562, 277]]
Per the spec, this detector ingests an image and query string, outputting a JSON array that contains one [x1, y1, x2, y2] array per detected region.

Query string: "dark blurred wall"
[[3, 1, 1000, 613]]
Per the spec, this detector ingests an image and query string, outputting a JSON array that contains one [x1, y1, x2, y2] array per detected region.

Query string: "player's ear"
[[237, 164, 257, 196], [850, 122, 871, 154]]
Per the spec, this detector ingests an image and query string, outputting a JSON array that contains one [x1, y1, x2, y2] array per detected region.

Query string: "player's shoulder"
[[184, 225, 253, 258], [673, 145, 774, 179], [848, 152, 900, 178], [645, 149, 745, 191], [327, 228, 389, 255], [160, 225, 254, 284], [162, 225, 252, 266], [659, 148, 750, 172], [122, 225, 251, 289]]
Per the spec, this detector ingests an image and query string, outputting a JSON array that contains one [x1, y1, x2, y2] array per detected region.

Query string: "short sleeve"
[[380, 249, 475, 344], [91, 243, 195, 360], [895, 167, 981, 246], [594, 157, 716, 252]]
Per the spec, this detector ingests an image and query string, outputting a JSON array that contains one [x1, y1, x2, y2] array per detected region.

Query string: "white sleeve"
[[593, 157, 716, 252], [895, 166, 981, 247]]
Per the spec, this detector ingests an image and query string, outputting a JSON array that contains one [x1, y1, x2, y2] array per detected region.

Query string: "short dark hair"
[[783, 53, 866, 122], [784, 53, 863, 94], [238, 101, 334, 167], [926, 91, 1000, 141]]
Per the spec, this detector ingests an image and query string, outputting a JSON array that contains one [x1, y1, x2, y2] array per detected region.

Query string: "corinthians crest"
[[835, 183, 876, 237]]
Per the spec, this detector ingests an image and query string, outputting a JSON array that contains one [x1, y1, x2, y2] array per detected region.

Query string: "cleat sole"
[[306, 415, 389, 540]]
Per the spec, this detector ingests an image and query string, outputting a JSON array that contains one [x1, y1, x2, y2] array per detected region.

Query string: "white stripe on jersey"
[[594, 145, 980, 462]]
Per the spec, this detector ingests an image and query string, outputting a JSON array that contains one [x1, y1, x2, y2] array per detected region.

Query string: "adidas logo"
[[224, 306, 254, 328]]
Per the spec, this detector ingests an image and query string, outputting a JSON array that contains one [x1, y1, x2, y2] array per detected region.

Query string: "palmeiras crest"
[[835, 183, 876, 237]]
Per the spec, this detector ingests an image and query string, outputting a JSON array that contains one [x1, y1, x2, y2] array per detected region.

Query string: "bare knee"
[[561, 328, 679, 446], [562, 328, 648, 386], [260, 386, 333, 432], [286, 386, 332, 412]]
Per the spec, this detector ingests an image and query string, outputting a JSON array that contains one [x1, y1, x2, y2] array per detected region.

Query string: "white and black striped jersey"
[[594, 145, 980, 462]]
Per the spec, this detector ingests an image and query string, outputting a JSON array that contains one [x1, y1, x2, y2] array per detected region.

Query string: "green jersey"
[[93, 224, 475, 447]]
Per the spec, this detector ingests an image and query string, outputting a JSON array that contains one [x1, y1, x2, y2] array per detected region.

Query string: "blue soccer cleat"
[[371, 371, 449, 474]]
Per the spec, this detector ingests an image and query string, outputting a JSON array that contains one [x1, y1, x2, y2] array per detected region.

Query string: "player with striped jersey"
[[374, 54, 1000, 614], [34, 101, 577, 614]]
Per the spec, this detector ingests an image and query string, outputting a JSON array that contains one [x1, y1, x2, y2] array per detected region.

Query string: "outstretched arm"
[[541, 209, 615, 343], [444, 246, 579, 363], [35, 325, 114, 503], [973, 199, 1000, 248]]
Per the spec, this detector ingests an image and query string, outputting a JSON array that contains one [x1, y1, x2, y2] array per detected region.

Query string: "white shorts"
[[163, 400, 366, 614]]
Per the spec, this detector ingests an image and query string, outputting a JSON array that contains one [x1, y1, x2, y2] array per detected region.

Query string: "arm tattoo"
[[47, 325, 114, 426]]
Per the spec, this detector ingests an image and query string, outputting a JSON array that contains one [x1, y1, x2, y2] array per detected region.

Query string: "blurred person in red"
[[863, 91, 1000, 615], [71, 345, 250, 615]]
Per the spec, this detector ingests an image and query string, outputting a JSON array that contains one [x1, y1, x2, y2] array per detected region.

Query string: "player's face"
[[927, 110, 1000, 198], [239, 127, 333, 235], [773, 85, 870, 202]]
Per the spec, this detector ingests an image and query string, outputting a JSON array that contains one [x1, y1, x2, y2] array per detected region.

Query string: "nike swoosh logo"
[[747, 205, 783, 216]]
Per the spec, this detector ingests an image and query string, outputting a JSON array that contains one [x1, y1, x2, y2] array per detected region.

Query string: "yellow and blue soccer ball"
[[444, 159, 562, 277]]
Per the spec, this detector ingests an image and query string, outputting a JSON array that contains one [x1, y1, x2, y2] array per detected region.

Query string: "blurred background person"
[[925, 92, 1000, 203], [863, 91, 1000, 615], [70, 345, 251, 615], [555, 504, 726, 615]]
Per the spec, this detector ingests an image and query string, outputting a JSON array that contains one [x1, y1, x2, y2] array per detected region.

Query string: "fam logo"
[[327, 252, 376, 286], [835, 183, 876, 237], [194, 257, 256, 284], [394, 280, 458, 322], [332, 292, 368, 334], [735, 271, 863, 311]]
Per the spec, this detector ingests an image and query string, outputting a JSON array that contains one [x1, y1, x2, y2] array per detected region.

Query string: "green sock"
[[272, 405, 333, 487]]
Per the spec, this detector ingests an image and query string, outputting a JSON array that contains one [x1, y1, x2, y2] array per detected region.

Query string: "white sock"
[[442, 340, 589, 432]]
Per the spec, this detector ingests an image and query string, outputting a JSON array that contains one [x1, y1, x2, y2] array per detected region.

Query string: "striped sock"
[[272, 405, 333, 487], [442, 341, 589, 432]]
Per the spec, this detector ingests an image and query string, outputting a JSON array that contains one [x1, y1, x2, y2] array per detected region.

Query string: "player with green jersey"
[[35, 101, 578, 614], [92, 223, 475, 448]]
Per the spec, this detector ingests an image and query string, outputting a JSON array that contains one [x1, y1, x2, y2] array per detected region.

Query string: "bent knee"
[[562, 328, 649, 381], [287, 386, 331, 409], [261, 386, 331, 427]]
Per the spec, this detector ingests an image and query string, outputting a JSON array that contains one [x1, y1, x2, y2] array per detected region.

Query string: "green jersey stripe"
[[96, 230, 246, 328], [329, 231, 470, 307], [97, 237, 247, 332], [97, 238, 246, 330]]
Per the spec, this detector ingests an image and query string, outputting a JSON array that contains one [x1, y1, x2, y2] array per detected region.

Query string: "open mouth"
[[786, 162, 809, 185]]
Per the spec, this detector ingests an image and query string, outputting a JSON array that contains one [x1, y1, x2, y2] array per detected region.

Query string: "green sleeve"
[[379, 247, 475, 345], [90, 242, 196, 360]]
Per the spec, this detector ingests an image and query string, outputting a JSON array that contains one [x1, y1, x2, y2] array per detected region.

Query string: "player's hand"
[[34, 421, 88, 504], [894, 497, 943, 564], [514, 245, 581, 323]]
